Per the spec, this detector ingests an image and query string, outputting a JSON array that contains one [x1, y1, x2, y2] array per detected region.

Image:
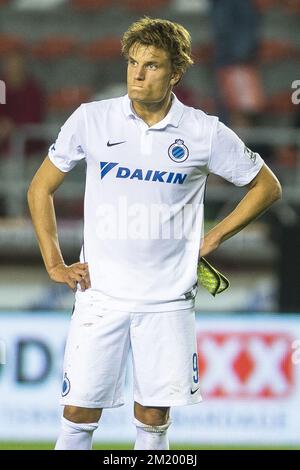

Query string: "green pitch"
[[0, 442, 300, 450]]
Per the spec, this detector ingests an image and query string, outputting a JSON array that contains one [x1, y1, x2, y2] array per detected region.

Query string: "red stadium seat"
[[71, 0, 112, 10], [31, 36, 78, 60], [81, 37, 121, 60], [274, 146, 299, 168], [47, 86, 94, 113], [254, 0, 279, 11], [266, 90, 296, 115], [258, 39, 300, 63], [175, 85, 200, 108], [255, 0, 300, 13], [123, 0, 170, 11], [199, 97, 216, 115], [0, 34, 27, 56], [283, 0, 300, 14], [192, 43, 214, 64]]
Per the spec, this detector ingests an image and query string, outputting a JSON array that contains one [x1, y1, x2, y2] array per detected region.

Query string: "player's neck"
[[131, 93, 172, 127]]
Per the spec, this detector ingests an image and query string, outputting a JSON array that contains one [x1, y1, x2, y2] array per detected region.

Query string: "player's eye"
[[147, 64, 158, 70], [129, 59, 137, 66]]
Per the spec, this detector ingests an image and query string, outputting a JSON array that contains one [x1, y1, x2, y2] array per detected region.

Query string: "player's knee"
[[134, 403, 169, 426], [63, 405, 102, 424]]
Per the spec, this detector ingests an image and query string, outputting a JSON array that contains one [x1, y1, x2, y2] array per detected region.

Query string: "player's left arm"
[[200, 163, 282, 258]]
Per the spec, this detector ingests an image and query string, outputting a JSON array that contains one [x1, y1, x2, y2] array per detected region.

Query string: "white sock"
[[133, 417, 171, 450], [55, 417, 98, 450]]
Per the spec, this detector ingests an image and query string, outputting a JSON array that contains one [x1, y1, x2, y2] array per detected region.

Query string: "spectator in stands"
[[0, 50, 45, 157], [210, 0, 265, 127]]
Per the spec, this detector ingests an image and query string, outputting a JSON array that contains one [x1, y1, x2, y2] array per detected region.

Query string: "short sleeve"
[[48, 105, 87, 172], [208, 120, 264, 186]]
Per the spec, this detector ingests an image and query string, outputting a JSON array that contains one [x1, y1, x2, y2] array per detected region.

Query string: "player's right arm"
[[27, 156, 90, 291]]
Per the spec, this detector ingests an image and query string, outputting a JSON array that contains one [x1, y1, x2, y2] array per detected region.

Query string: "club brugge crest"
[[62, 373, 71, 397], [168, 139, 189, 163]]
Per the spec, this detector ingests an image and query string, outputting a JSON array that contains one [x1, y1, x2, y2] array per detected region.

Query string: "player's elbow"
[[260, 171, 282, 206], [270, 178, 282, 203], [252, 164, 282, 205]]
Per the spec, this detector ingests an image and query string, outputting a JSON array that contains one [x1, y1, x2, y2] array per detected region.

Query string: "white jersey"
[[49, 93, 264, 312]]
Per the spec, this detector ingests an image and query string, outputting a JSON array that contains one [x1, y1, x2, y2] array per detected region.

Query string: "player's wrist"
[[47, 261, 66, 276], [204, 229, 223, 248]]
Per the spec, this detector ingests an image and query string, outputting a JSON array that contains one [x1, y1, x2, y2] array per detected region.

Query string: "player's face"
[[127, 43, 180, 104]]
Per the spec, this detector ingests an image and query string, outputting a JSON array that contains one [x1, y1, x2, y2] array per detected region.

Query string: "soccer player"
[[27, 18, 281, 450]]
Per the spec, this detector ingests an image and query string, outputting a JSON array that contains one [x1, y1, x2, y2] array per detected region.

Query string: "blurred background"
[[0, 0, 300, 450]]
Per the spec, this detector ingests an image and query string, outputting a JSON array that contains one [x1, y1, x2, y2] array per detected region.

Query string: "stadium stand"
[[1, 3, 300, 451], [80, 37, 121, 60], [0, 34, 27, 55], [284, 0, 300, 14], [47, 85, 93, 113], [71, 0, 112, 11], [123, 0, 171, 12], [31, 36, 79, 60], [0, 0, 298, 266]]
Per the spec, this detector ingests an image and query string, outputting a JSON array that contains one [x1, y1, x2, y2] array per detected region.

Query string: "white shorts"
[[60, 297, 202, 409]]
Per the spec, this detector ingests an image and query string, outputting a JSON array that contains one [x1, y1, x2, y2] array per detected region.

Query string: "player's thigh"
[[60, 301, 131, 408], [131, 308, 201, 407]]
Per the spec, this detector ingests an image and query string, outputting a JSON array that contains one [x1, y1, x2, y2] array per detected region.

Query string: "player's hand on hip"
[[48, 262, 91, 291]]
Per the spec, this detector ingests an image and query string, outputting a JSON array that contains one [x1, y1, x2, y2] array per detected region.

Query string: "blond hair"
[[121, 17, 194, 77]]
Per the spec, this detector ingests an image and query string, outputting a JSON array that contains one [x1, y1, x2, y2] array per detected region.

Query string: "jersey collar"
[[122, 92, 184, 129]]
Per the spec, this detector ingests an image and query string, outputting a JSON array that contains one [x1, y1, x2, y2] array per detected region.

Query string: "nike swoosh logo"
[[190, 387, 200, 395], [107, 140, 126, 147]]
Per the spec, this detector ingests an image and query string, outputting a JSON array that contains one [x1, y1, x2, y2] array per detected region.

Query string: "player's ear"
[[170, 70, 182, 87]]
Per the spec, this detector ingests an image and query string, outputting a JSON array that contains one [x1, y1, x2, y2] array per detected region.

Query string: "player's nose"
[[134, 66, 145, 81]]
